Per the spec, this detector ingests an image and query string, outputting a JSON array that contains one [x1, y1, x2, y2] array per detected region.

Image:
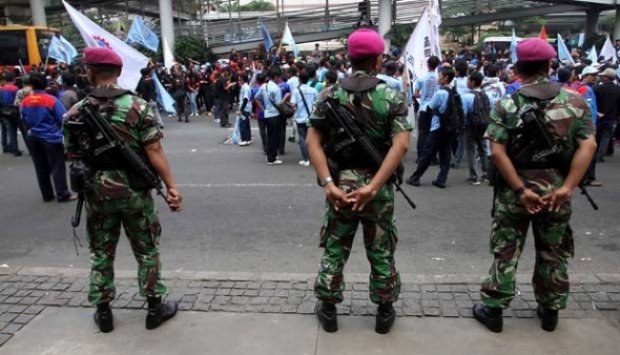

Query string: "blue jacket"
[[20, 90, 66, 144]]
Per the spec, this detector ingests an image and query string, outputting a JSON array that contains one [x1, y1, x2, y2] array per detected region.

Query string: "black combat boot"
[[473, 304, 503, 333], [537, 305, 559, 332], [145, 297, 178, 330], [315, 302, 338, 333], [375, 303, 396, 334], [93, 303, 113, 333]]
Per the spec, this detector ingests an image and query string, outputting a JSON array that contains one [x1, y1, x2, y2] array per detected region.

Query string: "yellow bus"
[[0, 25, 60, 69]]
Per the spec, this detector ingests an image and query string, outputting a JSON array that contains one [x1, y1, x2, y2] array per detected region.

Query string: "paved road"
[[0, 115, 618, 275]]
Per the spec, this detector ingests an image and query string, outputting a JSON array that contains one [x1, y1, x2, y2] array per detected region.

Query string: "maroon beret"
[[83, 47, 123, 68], [348, 28, 385, 59], [516, 38, 556, 62]]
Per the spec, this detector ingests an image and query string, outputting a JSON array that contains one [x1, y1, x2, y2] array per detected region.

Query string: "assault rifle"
[[322, 99, 417, 210], [515, 105, 598, 210]]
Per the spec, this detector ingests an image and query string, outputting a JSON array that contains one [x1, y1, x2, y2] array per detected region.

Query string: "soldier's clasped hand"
[[324, 184, 353, 212], [518, 188, 545, 215], [542, 186, 573, 213], [166, 187, 183, 212]]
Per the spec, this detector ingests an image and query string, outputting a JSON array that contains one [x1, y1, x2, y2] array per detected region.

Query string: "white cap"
[[580, 66, 599, 79]]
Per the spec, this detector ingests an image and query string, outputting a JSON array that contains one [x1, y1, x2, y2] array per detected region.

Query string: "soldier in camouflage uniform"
[[473, 38, 597, 333], [63, 48, 183, 333], [306, 28, 411, 334]]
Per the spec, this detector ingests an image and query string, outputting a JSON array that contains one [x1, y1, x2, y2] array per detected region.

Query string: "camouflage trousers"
[[481, 187, 574, 310], [85, 192, 167, 305], [314, 171, 401, 304]]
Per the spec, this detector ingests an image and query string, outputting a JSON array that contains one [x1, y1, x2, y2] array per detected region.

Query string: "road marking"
[[177, 183, 315, 188]]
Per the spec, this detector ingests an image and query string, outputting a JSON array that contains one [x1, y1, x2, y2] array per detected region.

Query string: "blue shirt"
[[255, 81, 282, 119], [291, 84, 317, 124], [428, 87, 449, 131], [20, 90, 66, 144], [0, 83, 18, 106], [377, 74, 403, 91], [250, 85, 265, 120], [505, 81, 522, 96], [238, 83, 252, 113], [415, 72, 439, 112], [317, 67, 328, 82]]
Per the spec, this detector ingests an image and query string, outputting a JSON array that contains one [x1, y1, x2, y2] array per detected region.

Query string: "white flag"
[[400, 7, 433, 81], [587, 45, 598, 65], [428, 0, 442, 57], [281, 22, 300, 58], [600, 35, 617, 64], [63, 0, 149, 90]]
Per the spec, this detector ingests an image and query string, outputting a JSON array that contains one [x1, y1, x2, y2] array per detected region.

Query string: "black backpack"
[[469, 91, 491, 129], [435, 86, 463, 132]]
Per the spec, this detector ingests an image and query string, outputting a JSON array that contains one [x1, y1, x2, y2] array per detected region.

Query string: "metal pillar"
[[614, 6, 620, 41], [378, 0, 391, 53], [29, 0, 46, 27], [159, 0, 176, 67], [324, 0, 330, 30], [585, 7, 600, 48]]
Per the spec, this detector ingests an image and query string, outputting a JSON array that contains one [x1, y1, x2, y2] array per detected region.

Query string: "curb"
[[7, 267, 620, 284]]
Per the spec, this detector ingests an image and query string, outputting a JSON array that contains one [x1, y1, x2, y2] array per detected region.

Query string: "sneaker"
[[473, 304, 503, 333], [238, 141, 248, 146], [467, 178, 481, 186], [315, 302, 338, 333], [57, 194, 78, 203], [298, 160, 310, 167], [431, 180, 446, 189], [587, 180, 602, 187], [405, 176, 420, 186], [214, 119, 221, 123], [266, 160, 283, 165], [536, 305, 558, 332]]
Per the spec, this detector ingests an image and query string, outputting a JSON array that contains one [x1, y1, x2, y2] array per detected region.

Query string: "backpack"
[[469, 91, 491, 129], [435, 86, 463, 132], [481, 81, 503, 102]]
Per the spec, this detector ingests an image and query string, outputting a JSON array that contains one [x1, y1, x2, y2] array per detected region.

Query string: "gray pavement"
[[0, 114, 618, 276], [1, 307, 619, 355]]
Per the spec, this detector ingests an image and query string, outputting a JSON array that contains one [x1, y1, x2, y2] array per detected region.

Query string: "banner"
[[126, 16, 160, 53], [510, 28, 518, 63], [557, 33, 575, 66], [259, 21, 274, 50], [48, 35, 78, 64], [600, 35, 618, 64], [401, 7, 433, 81], [281, 22, 300, 58], [63, 0, 149, 90]]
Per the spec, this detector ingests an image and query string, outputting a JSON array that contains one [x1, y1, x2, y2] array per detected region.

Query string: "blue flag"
[[260, 21, 273, 50], [557, 34, 575, 66], [48, 35, 78, 64], [152, 72, 176, 115], [126, 16, 160, 52], [510, 28, 518, 63]]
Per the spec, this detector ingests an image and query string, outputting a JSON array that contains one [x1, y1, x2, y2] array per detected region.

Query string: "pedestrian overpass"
[[17, 0, 620, 55]]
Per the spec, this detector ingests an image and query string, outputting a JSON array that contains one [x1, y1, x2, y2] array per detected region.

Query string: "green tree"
[[175, 36, 217, 63]]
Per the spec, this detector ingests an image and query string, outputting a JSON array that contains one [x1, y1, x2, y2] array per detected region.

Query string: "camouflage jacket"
[[309, 71, 412, 200], [485, 77, 594, 193], [63, 84, 162, 201]]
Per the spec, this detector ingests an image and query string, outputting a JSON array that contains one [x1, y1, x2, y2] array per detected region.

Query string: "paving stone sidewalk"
[[1, 270, 619, 347]]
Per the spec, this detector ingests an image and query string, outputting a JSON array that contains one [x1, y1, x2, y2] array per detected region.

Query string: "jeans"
[[411, 129, 454, 185], [464, 127, 489, 180], [240, 112, 252, 142], [265, 115, 281, 162], [297, 123, 309, 162], [1, 115, 19, 154], [452, 132, 465, 165], [189, 91, 198, 115], [29, 137, 70, 201], [258, 120, 268, 154], [596, 123, 616, 161], [416, 110, 432, 161]]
